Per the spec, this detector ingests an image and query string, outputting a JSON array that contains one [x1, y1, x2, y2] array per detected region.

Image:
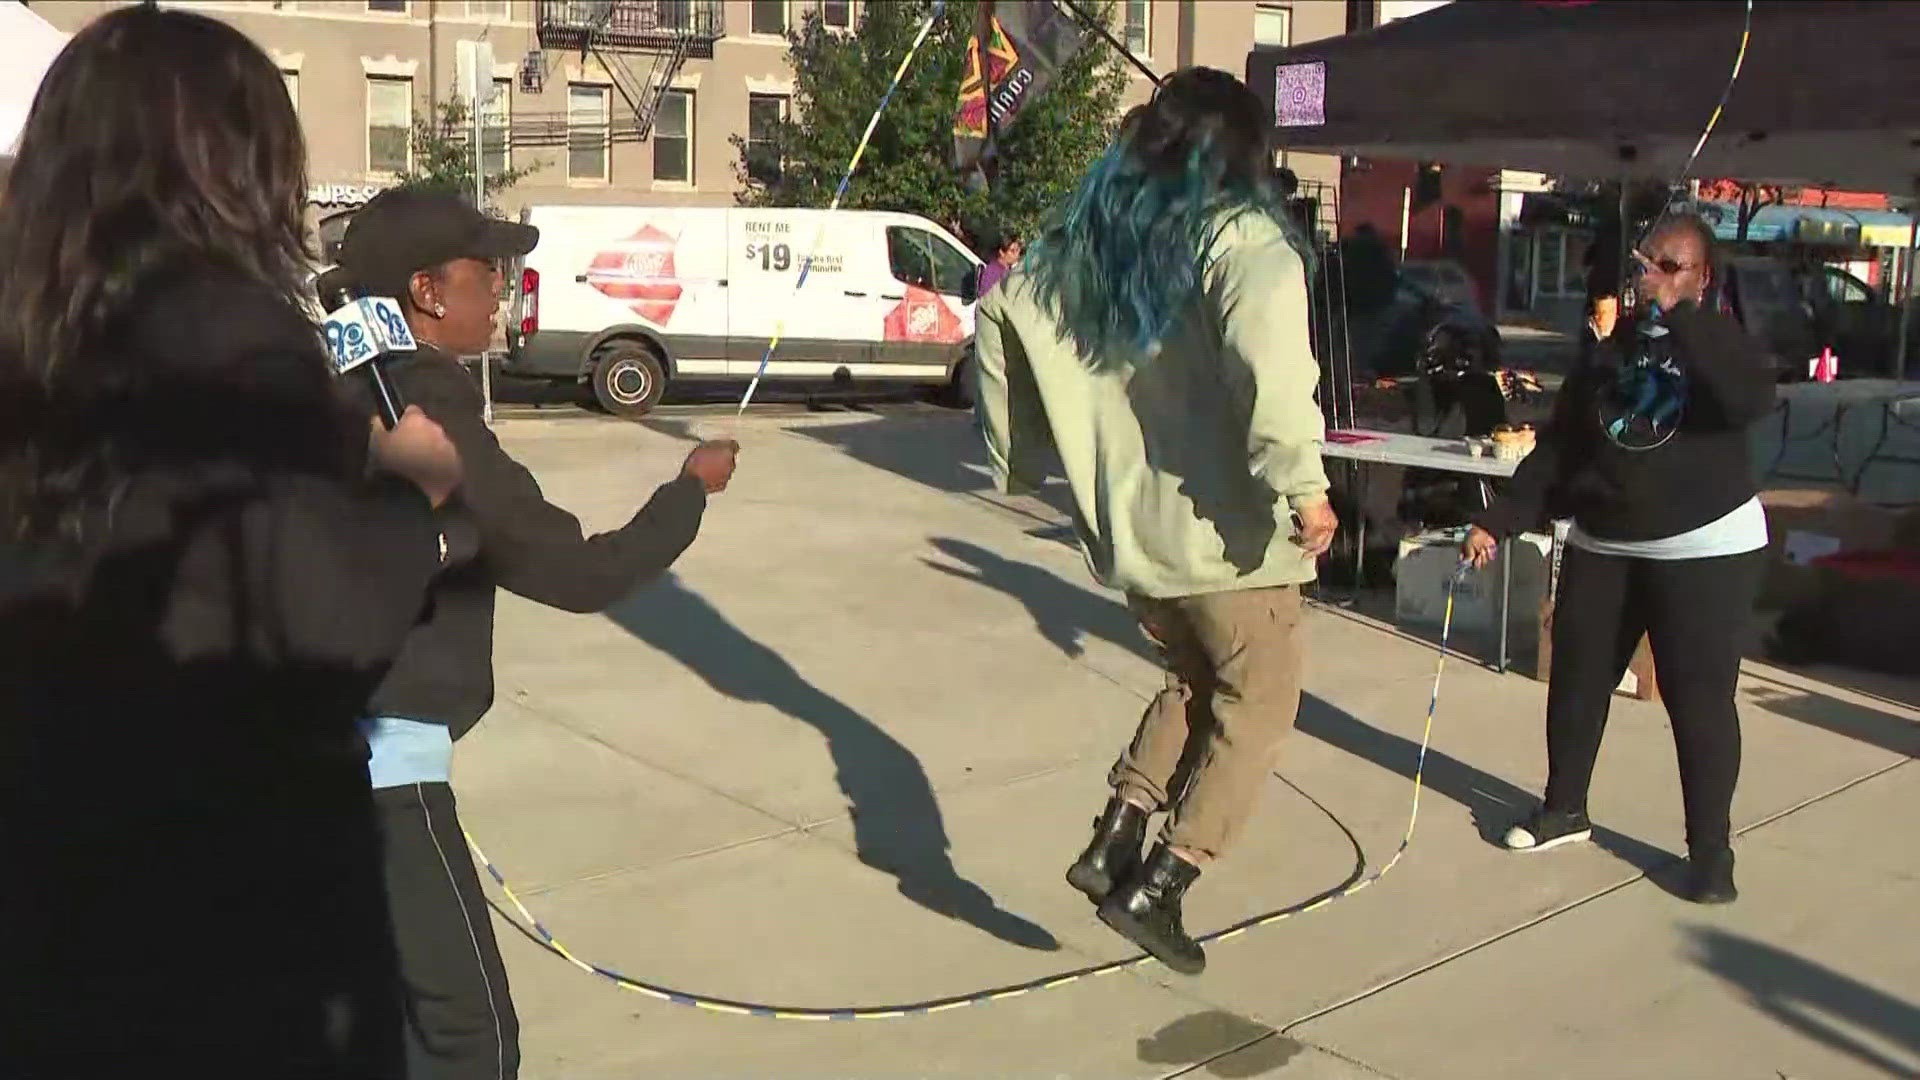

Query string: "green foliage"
[[732, 0, 1128, 249], [395, 97, 538, 211]]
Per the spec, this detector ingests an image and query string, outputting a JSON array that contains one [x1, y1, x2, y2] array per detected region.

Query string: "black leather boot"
[[1685, 845, 1738, 904], [1098, 843, 1205, 975], [1065, 797, 1149, 904]]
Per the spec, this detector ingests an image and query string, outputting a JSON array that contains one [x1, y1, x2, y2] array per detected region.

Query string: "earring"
[[433, 303, 447, 318]]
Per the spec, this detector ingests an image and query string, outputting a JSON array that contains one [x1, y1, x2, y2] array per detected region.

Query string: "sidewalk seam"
[[1275, 756, 1915, 1041]]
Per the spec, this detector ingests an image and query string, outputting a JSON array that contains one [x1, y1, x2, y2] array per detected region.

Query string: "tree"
[[1697, 178, 1804, 242], [395, 97, 538, 210], [732, 0, 1127, 249]]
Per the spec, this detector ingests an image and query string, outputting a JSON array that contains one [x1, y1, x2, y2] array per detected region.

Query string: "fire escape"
[[517, 1, 723, 146]]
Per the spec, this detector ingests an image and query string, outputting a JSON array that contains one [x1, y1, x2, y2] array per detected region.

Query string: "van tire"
[[590, 341, 667, 418], [937, 352, 977, 410]]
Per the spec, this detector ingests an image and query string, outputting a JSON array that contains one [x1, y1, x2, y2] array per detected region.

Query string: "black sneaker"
[[1500, 807, 1593, 852], [1684, 846, 1738, 904]]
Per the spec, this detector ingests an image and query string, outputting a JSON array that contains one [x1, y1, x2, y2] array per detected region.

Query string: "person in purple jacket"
[[975, 230, 1023, 299]]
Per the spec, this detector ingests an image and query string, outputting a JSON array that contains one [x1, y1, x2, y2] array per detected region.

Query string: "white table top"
[[1320, 428, 1522, 478]]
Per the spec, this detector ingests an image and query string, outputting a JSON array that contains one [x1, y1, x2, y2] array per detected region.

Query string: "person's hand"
[[370, 406, 462, 508], [682, 439, 739, 494], [1633, 250, 1692, 313], [1461, 525, 1499, 569], [1293, 498, 1339, 557]]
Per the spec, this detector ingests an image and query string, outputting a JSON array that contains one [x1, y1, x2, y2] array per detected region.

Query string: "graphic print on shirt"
[[1599, 321, 1687, 450]]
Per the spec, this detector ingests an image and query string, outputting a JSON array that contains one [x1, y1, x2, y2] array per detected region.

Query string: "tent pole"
[[1898, 177, 1917, 382], [1616, 176, 1632, 310]]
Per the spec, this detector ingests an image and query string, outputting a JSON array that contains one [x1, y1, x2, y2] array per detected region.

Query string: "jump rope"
[[456, 0, 1755, 1022]]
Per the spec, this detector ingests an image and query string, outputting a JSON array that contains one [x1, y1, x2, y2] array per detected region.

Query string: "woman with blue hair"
[[973, 67, 1334, 974], [1464, 214, 1776, 904]]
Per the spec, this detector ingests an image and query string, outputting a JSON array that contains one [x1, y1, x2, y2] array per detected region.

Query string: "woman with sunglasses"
[[1462, 213, 1776, 903]]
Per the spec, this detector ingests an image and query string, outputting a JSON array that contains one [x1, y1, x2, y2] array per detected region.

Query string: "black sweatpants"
[[374, 782, 520, 1080], [1542, 544, 1766, 851]]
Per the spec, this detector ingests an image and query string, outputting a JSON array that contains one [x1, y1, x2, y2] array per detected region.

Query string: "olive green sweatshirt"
[[973, 210, 1329, 600]]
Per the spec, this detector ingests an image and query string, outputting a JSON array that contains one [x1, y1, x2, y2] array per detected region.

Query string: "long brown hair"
[[0, 6, 316, 541]]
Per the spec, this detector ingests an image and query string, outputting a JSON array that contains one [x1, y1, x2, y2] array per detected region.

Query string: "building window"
[[480, 77, 512, 178], [820, 0, 851, 30], [745, 93, 787, 185], [567, 83, 610, 182], [366, 76, 413, 176], [1254, 3, 1291, 47], [653, 88, 692, 184], [367, 0, 409, 12], [466, 0, 511, 16], [281, 70, 299, 113], [1122, 0, 1150, 58], [750, 0, 786, 35]]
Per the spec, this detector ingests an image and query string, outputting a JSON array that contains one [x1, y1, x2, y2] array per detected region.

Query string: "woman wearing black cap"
[[0, 8, 466, 1075], [336, 186, 738, 1079]]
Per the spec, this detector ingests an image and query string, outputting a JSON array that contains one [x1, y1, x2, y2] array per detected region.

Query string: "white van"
[[504, 205, 984, 416]]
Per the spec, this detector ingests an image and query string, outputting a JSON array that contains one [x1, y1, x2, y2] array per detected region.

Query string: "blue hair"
[[1023, 126, 1315, 368]]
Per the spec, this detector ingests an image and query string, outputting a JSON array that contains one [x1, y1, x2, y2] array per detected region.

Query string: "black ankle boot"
[[1098, 843, 1205, 975], [1685, 845, 1738, 904], [1066, 797, 1148, 904]]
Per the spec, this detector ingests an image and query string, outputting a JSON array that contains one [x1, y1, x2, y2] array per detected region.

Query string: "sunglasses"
[[1634, 253, 1696, 275]]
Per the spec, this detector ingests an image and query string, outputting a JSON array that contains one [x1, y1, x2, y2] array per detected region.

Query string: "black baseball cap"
[[336, 185, 539, 301]]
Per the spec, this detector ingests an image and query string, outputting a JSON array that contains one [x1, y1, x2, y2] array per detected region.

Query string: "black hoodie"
[[1475, 302, 1776, 542], [364, 346, 707, 738]]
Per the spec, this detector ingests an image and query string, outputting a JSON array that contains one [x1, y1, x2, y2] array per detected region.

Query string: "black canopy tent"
[[1246, 0, 1920, 192], [1249, 0, 1920, 380]]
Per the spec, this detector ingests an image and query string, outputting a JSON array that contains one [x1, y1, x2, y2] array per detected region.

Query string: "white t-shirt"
[[1567, 496, 1767, 560]]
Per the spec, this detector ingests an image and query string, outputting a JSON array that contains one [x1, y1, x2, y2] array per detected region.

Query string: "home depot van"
[[503, 205, 984, 417]]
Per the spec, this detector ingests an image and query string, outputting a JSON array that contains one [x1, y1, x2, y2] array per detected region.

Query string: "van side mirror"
[[961, 266, 980, 305]]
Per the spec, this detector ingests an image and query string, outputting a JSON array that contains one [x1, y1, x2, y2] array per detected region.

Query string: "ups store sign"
[[311, 182, 390, 208]]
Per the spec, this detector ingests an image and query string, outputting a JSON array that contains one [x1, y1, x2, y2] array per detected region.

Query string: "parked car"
[[1797, 262, 1919, 377], [504, 205, 982, 417]]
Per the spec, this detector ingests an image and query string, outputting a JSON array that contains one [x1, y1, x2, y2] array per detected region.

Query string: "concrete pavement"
[[453, 407, 1918, 1079]]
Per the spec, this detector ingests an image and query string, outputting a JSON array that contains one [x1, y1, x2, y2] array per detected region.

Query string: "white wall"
[[1380, 0, 1451, 22]]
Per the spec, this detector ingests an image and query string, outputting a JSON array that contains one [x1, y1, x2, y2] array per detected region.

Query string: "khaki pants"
[[1110, 585, 1304, 861]]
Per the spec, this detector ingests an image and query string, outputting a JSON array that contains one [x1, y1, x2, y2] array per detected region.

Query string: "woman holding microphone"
[[1463, 214, 1774, 904], [0, 8, 466, 1074]]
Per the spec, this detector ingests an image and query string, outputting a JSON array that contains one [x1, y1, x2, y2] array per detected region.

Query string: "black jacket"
[[366, 346, 707, 737], [1475, 302, 1776, 542], [0, 265, 447, 1075]]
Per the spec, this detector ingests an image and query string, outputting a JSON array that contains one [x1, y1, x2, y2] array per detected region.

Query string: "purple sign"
[[1274, 61, 1326, 128]]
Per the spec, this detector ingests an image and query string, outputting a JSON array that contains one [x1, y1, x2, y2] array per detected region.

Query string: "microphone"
[[315, 266, 416, 429]]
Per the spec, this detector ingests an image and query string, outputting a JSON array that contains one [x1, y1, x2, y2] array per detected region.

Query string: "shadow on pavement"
[[922, 534, 1676, 876], [789, 414, 1078, 521], [923, 537, 1154, 663], [604, 573, 1059, 952], [1739, 681, 1920, 760], [1687, 926, 1920, 1077], [1136, 1010, 1304, 1078]]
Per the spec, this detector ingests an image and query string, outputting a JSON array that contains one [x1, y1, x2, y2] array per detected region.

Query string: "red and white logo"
[[585, 224, 684, 325], [883, 285, 965, 344]]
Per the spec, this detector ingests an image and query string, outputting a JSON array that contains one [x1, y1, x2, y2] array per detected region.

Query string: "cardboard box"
[[1394, 527, 1551, 666], [1757, 489, 1899, 611]]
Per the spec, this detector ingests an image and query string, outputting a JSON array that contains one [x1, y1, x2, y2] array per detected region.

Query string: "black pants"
[[375, 782, 520, 1080], [1542, 544, 1766, 851]]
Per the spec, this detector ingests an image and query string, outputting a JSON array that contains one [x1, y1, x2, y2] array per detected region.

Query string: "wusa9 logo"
[[322, 296, 417, 375]]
